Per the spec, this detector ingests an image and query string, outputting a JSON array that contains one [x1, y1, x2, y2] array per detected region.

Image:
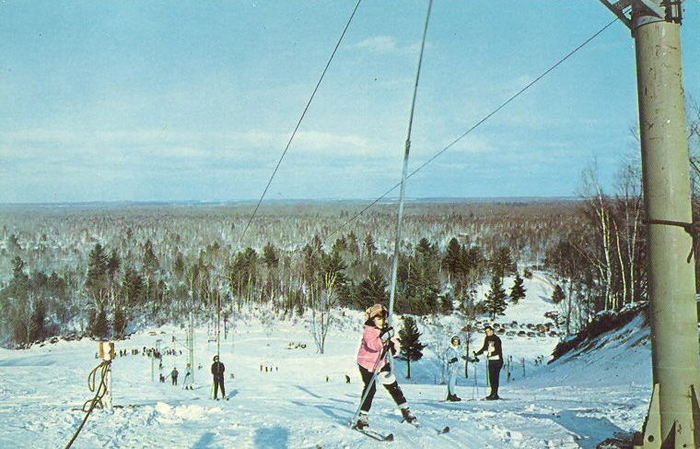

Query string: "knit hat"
[[365, 304, 388, 321], [451, 335, 461, 345]]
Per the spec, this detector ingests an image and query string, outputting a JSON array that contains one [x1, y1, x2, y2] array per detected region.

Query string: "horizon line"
[[0, 196, 582, 208]]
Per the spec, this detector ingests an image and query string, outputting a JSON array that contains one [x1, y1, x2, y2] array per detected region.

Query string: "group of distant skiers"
[[353, 303, 503, 430], [138, 302, 504, 428], [159, 357, 226, 398]]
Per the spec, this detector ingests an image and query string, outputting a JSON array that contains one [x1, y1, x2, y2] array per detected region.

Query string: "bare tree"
[[579, 161, 615, 310], [612, 156, 644, 306], [309, 273, 336, 354]]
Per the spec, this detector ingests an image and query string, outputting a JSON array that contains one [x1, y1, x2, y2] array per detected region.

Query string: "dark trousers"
[[488, 360, 503, 395], [213, 377, 226, 398], [358, 364, 406, 413]]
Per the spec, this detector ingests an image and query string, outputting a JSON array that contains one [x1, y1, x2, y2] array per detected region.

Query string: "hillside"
[[0, 273, 654, 449]]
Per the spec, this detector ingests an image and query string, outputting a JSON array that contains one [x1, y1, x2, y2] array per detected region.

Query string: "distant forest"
[[0, 185, 685, 347]]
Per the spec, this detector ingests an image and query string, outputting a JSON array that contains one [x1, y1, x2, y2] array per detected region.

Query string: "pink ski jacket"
[[357, 325, 386, 371]]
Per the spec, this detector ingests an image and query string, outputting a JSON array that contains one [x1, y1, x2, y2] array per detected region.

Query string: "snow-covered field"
[[0, 275, 652, 448]]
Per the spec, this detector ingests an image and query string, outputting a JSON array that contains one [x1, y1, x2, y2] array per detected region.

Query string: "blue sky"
[[1, 0, 699, 203]]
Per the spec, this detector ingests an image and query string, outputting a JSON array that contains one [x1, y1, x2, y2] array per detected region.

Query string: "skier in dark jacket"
[[211, 355, 226, 400], [473, 326, 503, 400], [170, 367, 179, 386]]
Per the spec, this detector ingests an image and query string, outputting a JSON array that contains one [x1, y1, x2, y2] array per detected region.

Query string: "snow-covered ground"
[[0, 274, 652, 448]]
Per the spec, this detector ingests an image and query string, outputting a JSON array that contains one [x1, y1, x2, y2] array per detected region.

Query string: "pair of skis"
[[352, 420, 450, 442]]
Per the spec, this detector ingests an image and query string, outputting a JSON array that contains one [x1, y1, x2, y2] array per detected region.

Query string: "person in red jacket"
[[354, 304, 416, 429]]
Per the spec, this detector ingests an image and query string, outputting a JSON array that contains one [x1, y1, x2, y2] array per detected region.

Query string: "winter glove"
[[449, 357, 458, 364], [390, 336, 401, 356], [380, 327, 395, 343]]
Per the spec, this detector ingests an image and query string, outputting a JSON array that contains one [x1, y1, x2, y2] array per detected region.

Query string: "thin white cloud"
[[0, 127, 384, 171], [353, 35, 426, 56], [355, 35, 399, 53]]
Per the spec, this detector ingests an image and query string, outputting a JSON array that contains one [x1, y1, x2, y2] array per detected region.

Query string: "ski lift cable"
[[237, 0, 364, 248], [325, 16, 620, 244]]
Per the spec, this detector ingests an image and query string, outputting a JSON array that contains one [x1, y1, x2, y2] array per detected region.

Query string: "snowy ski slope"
[[0, 274, 652, 448]]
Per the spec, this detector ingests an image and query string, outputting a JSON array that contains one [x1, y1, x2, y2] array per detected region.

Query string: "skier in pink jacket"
[[354, 304, 416, 429]]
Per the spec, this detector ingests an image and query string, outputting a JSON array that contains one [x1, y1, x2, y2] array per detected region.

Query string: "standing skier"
[[445, 336, 463, 401], [473, 326, 503, 400], [183, 363, 193, 390], [170, 367, 179, 386], [211, 355, 226, 400], [354, 304, 416, 429]]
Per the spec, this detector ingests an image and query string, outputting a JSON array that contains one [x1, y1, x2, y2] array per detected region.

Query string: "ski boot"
[[451, 394, 462, 402], [401, 407, 417, 424], [354, 412, 369, 430]]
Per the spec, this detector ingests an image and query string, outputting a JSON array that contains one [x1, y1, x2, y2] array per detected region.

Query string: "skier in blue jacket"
[[445, 336, 464, 401]]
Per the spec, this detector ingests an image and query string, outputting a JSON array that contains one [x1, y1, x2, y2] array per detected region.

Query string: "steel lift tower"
[[600, 0, 700, 447]]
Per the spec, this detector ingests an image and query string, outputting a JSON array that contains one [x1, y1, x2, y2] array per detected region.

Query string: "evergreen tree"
[[509, 273, 526, 304], [398, 316, 426, 379], [48, 272, 68, 301], [107, 249, 121, 281], [551, 284, 566, 304], [301, 243, 322, 288], [91, 306, 109, 338], [143, 240, 159, 273], [460, 246, 486, 278], [321, 251, 348, 289], [229, 248, 258, 300], [485, 274, 508, 319], [439, 294, 454, 315], [262, 242, 279, 269], [173, 252, 186, 279], [442, 238, 463, 281], [401, 238, 441, 315], [357, 264, 388, 310], [347, 231, 360, 255], [30, 299, 47, 341], [416, 238, 438, 261], [490, 246, 516, 278], [363, 234, 377, 258], [122, 267, 145, 306], [113, 305, 127, 338], [10, 256, 29, 299], [86, 243, 109, 300], [7, 234, 21, 253], [331, 237, 347, 254]]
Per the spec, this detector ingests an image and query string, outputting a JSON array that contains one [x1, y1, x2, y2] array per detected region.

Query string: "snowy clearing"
[[0, 274, 651, 448]]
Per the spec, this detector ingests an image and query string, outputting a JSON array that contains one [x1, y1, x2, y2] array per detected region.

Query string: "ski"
[[353, 427, 394, 442], [402, 420, 450, 435]]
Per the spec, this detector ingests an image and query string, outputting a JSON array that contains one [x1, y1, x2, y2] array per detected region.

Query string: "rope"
[[350, 0, 433, 426], [325, 16, 620, 243], [64, 360, 112, 449], [237, 0, 363, 249], [387, 0, 433, 333], [643, 218, 700, 262]]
